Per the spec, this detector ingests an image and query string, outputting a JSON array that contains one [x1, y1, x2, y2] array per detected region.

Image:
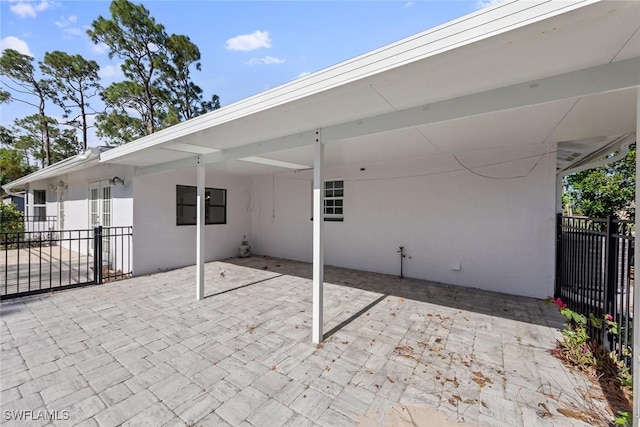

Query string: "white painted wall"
[[24, 164, 134, 273], [132, 170, 252, 276], [250, 146, 557, 299], [26, 163, 134, 230]]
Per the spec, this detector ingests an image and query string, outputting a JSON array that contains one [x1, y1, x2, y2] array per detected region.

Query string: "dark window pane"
[[178, 205, 197, 225], [34, 190, 46, 205], [177, 185, 226, 226], [209, 206, 226, 224], [209, 189, 226, 205], [334, 181, 344, 189], [325, 200, 334, 207], [335, 208, 343, 215], [334, 190, 343, 197], [335, 200, 343, 207], [34, 206, 46, 221], [325, 181, 332, 190]]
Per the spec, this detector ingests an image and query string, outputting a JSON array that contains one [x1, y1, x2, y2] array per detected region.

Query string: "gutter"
[[1, 147, 107, 194], [558, 134, 636, 178], [555, 134, 635, 214]]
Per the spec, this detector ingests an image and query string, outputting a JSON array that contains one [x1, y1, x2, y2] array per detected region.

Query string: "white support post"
[[633, 88, 639, 427], [196, 160, 205, 301], [312, 130, 325, 344]]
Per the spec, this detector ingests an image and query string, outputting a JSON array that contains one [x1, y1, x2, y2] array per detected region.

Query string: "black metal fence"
[[22, 215, 58, 233], [1, 226, 132, 300], [555, 214, 634, 366]]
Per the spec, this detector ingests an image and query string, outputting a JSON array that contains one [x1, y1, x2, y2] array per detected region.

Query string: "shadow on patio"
[[221, 255, 565, 331]]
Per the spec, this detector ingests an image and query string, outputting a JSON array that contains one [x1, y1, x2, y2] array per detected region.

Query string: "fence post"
[[555, 213, 563, 299], [603, 215, 617, 348], [94, 226, 103, 285]]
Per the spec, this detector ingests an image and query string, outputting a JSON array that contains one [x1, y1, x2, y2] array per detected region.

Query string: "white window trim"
[[311, 179, 344, 222], [33, 189, 47, 222]]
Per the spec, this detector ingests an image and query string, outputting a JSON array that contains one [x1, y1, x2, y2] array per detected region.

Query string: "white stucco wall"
[[23, 164, 134, 273], [24, 163, 134, 231], [250, 147, 557, 299], [132, 170, 252, 276]]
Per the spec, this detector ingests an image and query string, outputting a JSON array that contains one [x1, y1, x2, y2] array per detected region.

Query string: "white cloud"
[[90, 42, 109, 55], [404, 2, 414, 7], [98, 64, 123, 80], [0, 36, 33, 56], [247, 56, 285, 65], [54, 14, 76, 28], [297, 71, 311, 78], [9, 1, 55, 18], [475, 0, 503, 9], [225, 30, 271, 51], [62, 27, 84, 38], [54, 15, 83, 38]]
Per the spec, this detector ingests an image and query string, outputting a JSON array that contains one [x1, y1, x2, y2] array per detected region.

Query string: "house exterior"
[[3, 0, 639, 340], [1, 192, 25, 212]]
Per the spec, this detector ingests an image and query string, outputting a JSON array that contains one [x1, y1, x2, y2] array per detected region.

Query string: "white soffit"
[[238, 157, 310, 170], [101, 0, 615, 166], [161, 142, 219, 155]]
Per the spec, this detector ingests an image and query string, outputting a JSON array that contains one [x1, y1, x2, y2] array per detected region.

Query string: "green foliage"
[[11, 115, 82, 167], [565, 147, 636, 219], [0, 147, 35, 195], [40, 51, 102, 151], [548, 297, 633, 425], [88, 0, 219, 144], [615, 411, 631, 426], [0, 49, 55, 166], [0, 202, 25, 234]]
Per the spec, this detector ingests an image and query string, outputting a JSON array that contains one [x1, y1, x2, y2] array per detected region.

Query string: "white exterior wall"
[[132, 170, 252, 275], [251, 148, 557, 299], [23, 164, 134, 273], [26, 163, 134, 230]]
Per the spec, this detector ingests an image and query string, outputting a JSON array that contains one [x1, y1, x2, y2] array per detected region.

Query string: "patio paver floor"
[[1, 257, 598, 426]]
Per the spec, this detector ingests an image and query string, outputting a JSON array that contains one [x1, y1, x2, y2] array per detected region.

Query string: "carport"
[[101, 0, 639, 342], [99, 5, 640, 422]]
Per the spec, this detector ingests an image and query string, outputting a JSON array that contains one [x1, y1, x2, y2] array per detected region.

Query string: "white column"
[[633, 88, 639, 427], [312, 130, 325, 344], [196, 160, 205, 301]]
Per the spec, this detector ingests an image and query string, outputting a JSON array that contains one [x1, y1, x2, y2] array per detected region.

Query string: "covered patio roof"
[[96, 0, 639, 354], [99, 0, 639, 176]]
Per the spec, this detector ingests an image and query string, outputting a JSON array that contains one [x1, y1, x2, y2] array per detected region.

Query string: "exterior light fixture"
[[110, 177, 125, 186]]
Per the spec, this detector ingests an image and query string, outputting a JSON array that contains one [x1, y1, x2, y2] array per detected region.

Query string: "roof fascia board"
[[135, 130, 318, 177], [102, 0, 596, 164], [135, 56, 640, 177], [2, 150, 100, 192]]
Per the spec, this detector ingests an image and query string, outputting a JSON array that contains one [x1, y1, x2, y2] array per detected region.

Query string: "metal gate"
[[1, 226, 132, 300], [555, 214, 634, 365]]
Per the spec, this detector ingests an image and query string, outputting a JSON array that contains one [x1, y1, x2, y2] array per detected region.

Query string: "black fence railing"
[[555, 214, 634, 367], [1, 226, 132, 300]]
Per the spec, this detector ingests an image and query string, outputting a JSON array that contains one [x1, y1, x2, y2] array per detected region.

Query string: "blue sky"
[[1, 0, 493, 145]]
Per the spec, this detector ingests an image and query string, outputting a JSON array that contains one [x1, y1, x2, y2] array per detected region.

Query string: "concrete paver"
[[0, 256, 599, 426]]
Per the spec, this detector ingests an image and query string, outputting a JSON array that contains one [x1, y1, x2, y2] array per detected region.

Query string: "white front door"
[[89, 181, 112, 228], [57, 189, 65, 230], [89, 181, 112, 254]]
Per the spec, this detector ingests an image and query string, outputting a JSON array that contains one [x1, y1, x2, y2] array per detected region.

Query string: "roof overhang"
[[96, 0, 639, 177], [0, 0, 626, 181], [2, 147, 107, 194]]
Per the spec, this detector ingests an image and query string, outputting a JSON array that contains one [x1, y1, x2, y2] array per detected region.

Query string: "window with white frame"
[[33, 190, 46, 221], [176, 185, 227, 226], [324, 180, 344, 221]]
